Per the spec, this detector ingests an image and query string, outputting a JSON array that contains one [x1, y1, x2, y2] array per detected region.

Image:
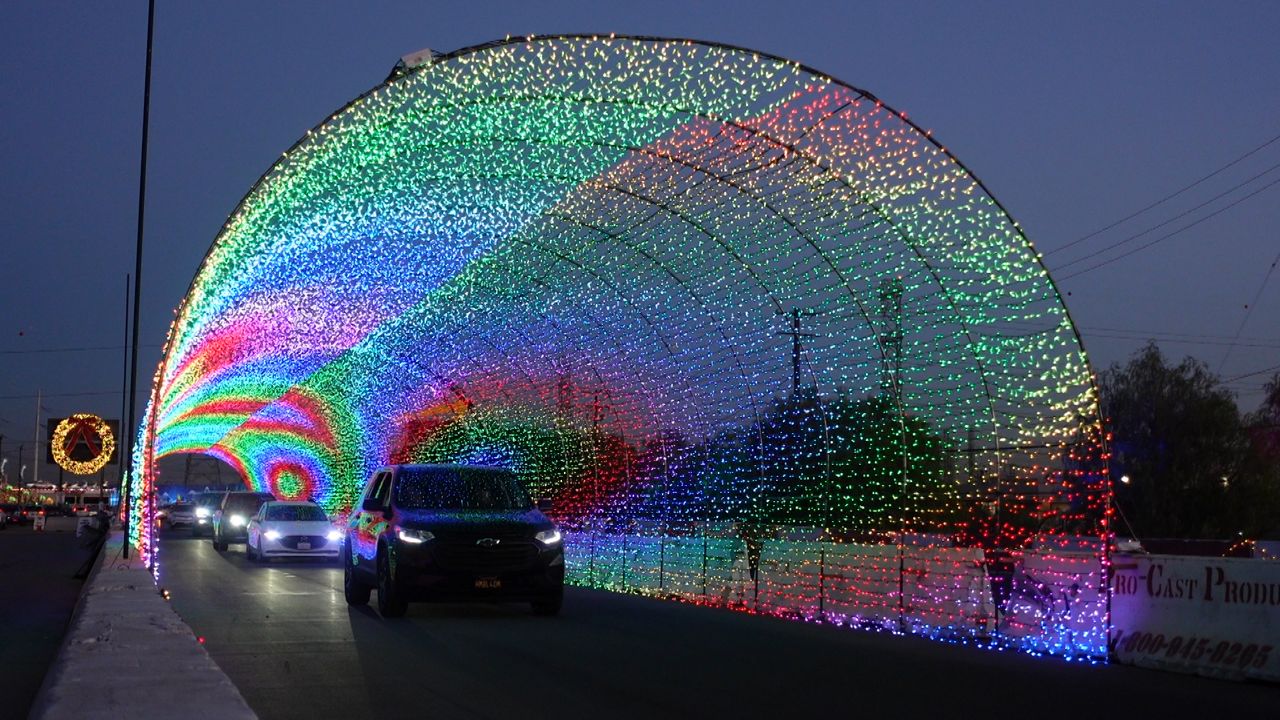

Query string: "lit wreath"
[[52, 414, 115, 475]]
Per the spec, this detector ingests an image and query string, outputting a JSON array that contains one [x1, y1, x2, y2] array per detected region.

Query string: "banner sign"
[[1111, 554, 1280, 682]]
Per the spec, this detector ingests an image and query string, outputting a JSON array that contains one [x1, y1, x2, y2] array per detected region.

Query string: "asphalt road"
[[0, 516, 97, 718], [156, 530, 1279, 720]]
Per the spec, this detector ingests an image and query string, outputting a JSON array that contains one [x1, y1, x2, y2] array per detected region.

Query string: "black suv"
[[212, 491, 275, 551], [343, 464, 564, 618]]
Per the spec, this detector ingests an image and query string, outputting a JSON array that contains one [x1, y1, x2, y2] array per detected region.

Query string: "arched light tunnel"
[[132, 36, 1111, 658]]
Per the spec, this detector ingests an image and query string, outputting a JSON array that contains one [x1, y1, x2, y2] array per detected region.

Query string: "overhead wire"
[[1223, 362, 1280, 384], [1217, 248, 1280, 372], [1054, 160, 1280, 271], [0, 343, 162, 356], [1057, 175, 1280, 280], [1048, 129, 1280, 257]]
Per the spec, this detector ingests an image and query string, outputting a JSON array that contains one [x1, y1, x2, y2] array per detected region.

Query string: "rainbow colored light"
[[133, 36, 1111, 658]]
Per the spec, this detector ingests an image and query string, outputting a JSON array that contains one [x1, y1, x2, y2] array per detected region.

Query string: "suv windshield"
[[224, 493, 273, 514], [395, 468, 530, 511], [265, 504, 327, 521]]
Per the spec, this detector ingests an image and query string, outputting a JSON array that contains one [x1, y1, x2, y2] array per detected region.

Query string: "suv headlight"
[[264, 530, 282, 541], [196, 507, 211, 518], [326, 529, 342, 541], [397, 528, 434, 544], [230, 514, 247, 527], [534, 529, 562, 547]]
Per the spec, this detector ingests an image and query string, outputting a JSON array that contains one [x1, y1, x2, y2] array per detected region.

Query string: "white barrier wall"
[[565, 532, 1011, 647], [564, 531, 750, 604], [565, 533, 1280, 680], [998, 550, 1109, 658], [1111, 554, 1280, 682]]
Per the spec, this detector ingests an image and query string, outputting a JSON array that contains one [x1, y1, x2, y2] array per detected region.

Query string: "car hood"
[[396, 508, 551, 537]]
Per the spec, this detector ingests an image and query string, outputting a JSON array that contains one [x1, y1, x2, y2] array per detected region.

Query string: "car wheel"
[[531, 585, 564, 616], [247, 539, 259, 562], [343, 547, 372, 606], [375, 549, 407, 618]]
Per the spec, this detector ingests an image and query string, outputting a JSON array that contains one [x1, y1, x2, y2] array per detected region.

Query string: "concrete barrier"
[[31, 530, 256, 720]]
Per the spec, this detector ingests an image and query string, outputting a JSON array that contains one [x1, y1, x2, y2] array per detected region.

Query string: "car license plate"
[[298, 542, 311, 550], [475, 577, 501, 589]]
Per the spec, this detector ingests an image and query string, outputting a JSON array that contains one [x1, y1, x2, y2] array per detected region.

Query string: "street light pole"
[[122, 0, 156, 560], [119, 273, 130, 503]]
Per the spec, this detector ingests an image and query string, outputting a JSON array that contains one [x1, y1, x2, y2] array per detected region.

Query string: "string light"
[[51, 413, 116, 475], [129, 35, 1110, 660]]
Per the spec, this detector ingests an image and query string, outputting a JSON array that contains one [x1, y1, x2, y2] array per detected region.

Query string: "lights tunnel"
[[133, 36, 1111, 658]]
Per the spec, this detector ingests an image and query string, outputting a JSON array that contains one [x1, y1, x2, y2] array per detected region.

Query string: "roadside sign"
[[33, 513, 46, 532]]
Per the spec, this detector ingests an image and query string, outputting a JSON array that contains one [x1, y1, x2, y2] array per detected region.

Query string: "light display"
[[133, 36, 1111, 659], [52, 413, 116, 475]]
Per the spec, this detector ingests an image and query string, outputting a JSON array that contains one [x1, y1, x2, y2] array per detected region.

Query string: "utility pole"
[[776, 308, 817, 397], [33, 389, 41, 486], [878, 276, 909, 632], [123, 0, 156, 560], [878, 277, 904, 399], [119, 274, 130, 498]]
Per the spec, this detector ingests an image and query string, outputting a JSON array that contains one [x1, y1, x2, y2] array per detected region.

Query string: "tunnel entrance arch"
[[132, 35, 1110, 658]]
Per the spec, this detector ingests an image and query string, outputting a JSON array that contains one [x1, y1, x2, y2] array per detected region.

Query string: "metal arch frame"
[[134, 35, 1108, 571]]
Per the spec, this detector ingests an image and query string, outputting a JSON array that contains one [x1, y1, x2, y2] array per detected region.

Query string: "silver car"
[[167, 502, 196, 528]]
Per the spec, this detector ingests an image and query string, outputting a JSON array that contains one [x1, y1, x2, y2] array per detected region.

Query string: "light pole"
[[122, 0, 156, 559]]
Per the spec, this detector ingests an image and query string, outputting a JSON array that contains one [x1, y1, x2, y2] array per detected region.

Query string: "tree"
[[1241, 373, 1280, 538], [1101, 343, 1280, 538]]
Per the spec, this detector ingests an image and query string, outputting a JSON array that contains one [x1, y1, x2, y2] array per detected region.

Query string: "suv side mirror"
[[361, 498, 384, 513]]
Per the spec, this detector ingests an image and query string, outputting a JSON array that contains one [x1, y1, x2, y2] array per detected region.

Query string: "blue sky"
[[1, 0, 1277, 477]]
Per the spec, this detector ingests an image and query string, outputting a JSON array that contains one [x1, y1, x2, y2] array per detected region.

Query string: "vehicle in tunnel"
[[211, 491, 276, 551], [246, 500, 342, 562], [190, 493, 223, 536], [342, 464, 565, 618], [166, 502, 197, 529]]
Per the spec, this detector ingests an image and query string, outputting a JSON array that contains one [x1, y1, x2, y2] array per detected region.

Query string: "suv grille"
[[432, 540, 537, 573]]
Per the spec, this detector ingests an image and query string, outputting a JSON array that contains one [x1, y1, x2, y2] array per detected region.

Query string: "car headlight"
[[264, 530, 281, 541], [230, 514, 247, 527], [534, 529, 562, 546], [326, 530, 342, 542], [397, 528, 434, 544], [196, 507, 211, 518]]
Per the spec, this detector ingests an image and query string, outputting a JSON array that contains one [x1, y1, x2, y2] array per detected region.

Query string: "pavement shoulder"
[[31, 530, 257, 720]]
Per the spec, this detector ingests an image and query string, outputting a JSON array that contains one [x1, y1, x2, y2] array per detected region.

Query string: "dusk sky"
[[2, 1, 1277, 481]]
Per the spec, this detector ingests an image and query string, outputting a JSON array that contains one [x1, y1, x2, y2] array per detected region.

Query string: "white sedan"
[[245, 501, 342, 562]]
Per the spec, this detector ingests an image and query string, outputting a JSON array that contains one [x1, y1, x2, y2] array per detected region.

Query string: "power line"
[[1058, 175, 1280, 280], [1054, 160, 1280, 270], [1218, 248, 1280, 372], [1085, 332, 1280, 349], [0, 390, 127, 400], [1049, 129, 1280, 256], [1224, 362, 1280, 384], [1080, 325, 1280, 344], [0, 343, 162, 356]]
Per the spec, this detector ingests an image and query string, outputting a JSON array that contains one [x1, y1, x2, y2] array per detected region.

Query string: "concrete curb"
[[31, 530, 256, 720]]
